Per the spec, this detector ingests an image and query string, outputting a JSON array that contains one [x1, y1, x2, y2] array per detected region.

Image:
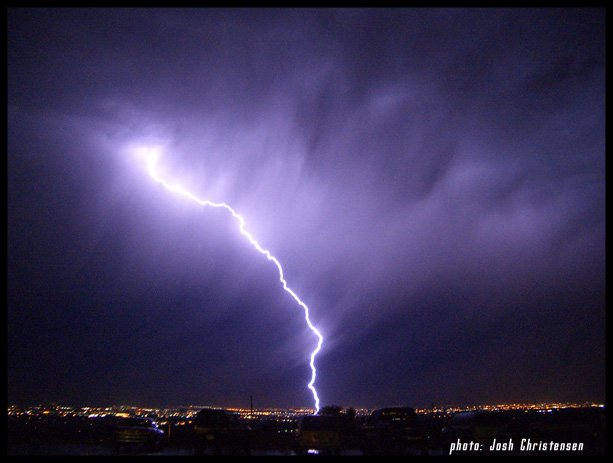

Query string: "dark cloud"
[[8, 8, 604, 408]]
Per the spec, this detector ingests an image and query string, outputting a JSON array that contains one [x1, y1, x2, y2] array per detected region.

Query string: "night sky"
[[8, 8, 605, 410]]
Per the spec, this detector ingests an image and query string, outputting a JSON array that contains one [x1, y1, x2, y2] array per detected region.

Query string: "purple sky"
[[8, 8, 605, 409]]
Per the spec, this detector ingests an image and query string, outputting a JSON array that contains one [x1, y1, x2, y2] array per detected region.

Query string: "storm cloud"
[[8, 8, 605, 408]]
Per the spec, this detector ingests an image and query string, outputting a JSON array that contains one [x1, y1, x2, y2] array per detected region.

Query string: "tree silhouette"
[[318, 405, 343, 416]]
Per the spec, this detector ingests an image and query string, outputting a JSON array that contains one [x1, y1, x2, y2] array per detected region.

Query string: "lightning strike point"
[[136, 147, 323, 413]]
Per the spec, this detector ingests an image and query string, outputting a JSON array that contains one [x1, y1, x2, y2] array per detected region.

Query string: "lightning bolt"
[[140, 148, 323, 413]]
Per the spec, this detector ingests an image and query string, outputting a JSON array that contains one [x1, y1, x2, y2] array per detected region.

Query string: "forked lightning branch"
[[136, 146, 323, 413]]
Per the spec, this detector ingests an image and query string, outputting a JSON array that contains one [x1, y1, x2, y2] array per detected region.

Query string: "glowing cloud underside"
[[142, 149, 323, 413]]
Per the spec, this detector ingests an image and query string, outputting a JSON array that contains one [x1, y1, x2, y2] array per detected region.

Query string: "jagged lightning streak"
[[140, 148, 323, 413]]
